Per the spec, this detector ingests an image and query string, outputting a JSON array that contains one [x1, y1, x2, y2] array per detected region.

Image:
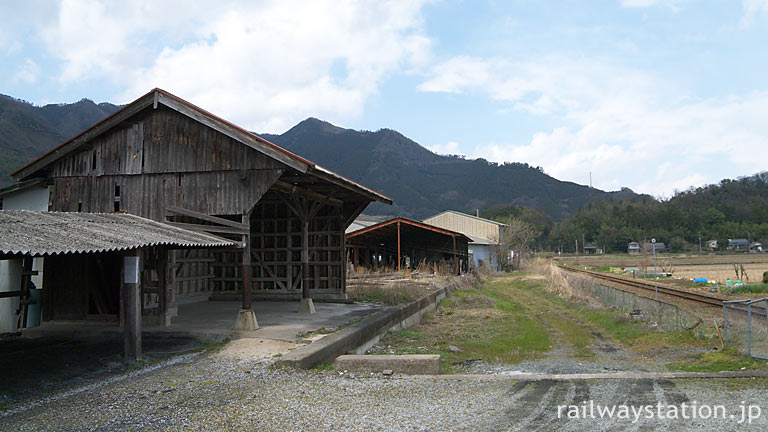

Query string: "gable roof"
[[346, 217, 471, 243], [423, 210, 508, 226], [11, 88, 392, 205]]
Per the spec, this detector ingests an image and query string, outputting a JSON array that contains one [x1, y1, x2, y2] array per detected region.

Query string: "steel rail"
[[559, 265, 766, 317]]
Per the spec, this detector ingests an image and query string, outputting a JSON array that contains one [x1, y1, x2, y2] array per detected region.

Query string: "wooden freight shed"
[[10, 88, 392, 325], [0, 210, 234, 360], [346, 217, 470, 274]]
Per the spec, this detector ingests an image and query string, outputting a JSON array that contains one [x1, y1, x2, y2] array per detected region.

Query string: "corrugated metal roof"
[[0, 211, 236, 256], [465, 234, 499, 246], [423, 210, 508, 226]]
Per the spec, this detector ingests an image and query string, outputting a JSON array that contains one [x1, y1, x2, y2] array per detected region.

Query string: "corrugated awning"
[[0, 210, 236, 256]]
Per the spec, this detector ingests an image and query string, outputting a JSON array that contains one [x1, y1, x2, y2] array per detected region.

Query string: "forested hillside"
[[0, 94, 120, 185], [545, 172, 768, 252], [263, 118, 644, 220]]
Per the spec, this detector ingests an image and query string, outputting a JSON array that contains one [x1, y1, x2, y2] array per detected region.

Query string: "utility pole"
[[652, 238, 658, 300], [698, 231, 702, 254], [575, 239, 579, 265]]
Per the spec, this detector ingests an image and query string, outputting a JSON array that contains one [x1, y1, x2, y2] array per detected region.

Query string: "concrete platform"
[[335, 354, 441, 375], [18, 299, 382, 343]]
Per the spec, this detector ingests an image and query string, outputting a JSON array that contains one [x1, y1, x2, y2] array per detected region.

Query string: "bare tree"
[[491, 217, 538, 271]]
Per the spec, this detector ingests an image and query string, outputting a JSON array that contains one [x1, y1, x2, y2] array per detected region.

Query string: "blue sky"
[[2, 0, 768, 197]]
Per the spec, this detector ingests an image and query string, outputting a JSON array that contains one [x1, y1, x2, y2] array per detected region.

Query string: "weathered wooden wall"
[[48, 106, 285, 220], [45, 106, 289, 297], [42, 105, 360, 302], [210, 190, 346, 299]]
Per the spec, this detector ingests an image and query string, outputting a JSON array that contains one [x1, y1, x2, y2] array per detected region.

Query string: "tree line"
[[484, 172, 768, 254]]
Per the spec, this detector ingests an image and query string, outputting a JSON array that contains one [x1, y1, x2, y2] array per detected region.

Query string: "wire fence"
[[723, 298, 768, 359]]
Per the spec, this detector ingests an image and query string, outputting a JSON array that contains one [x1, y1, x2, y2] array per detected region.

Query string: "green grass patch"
[[581, 307, 703, 350], [670, 347, 767, 372], [728, 283, 768, 294], [313, 363, 335, 371]]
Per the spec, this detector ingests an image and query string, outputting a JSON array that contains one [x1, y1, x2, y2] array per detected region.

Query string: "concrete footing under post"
[[299, 298, 316, 314], [234, 309, 259, 330]]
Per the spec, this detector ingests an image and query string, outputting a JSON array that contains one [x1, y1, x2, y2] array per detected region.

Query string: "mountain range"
[[261, 118, 643, 220], [0, 94, 120, 186], [0, 94, 643, 220]]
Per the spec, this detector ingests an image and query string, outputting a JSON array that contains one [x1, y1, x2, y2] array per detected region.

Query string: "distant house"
[[422, 210, 509, 270], [642, 242, 667, 253], [705, 239, 718, 250], [628, 242, 640, 255], [750, 242, 764, 253], [583, 243, 601, 255], [728, 239, 750, 251]]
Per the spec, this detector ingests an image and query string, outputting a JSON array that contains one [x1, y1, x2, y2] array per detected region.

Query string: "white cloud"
[[426, 141, 463, 156], [741, 0, 768, 26], [620, 0, 686, 8], [37, 0, 431, 132], [13, 58, 41, 84], [423, 54, 768, 196]]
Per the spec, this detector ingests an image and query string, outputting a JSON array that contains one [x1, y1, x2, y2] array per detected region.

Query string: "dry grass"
[[347, 280, 428, 305], [347, 272, 478, 305], [673, 264, 767, 284]]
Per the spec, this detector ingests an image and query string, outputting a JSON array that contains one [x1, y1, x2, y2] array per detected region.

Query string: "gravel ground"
[[3, 351, 768, 431]]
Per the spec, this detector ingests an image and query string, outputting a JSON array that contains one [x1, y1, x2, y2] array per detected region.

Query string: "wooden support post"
[[122, 249, 142, 362], [301, 218, 309, 299], [242, 214, 252, 310], [339, 211, 347, 294], [397, 221, 401, 272], [165, 249, 178, 322], [18, 256, 33, 329], [235, 213, 258, 330], [452, 235, 457, 275], [299, 215, 315, 314], [353, 247, 359, 271]]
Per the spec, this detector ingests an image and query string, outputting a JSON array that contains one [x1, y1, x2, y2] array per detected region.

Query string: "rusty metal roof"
[[346, 217, 472, 243], [0, 210, 236, 256]]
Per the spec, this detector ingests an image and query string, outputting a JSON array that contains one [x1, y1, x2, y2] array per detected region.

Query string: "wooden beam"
[[344, 201, 370, 228], [165, 221, 248, 235], [166, 206, 249, 230], [272, 180, 344, 207], [278, 193, 303, 219], [307, 166, 392, 204], [252, 252, 287, 291]]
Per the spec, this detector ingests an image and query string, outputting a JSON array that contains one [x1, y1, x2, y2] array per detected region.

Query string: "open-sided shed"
[[9, 88, 392, 329], [0, 210, 234, 359], [346, 217, 470, 274]]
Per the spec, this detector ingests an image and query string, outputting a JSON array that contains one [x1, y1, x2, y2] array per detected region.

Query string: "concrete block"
[[234, 309, 259, 330], [334, 354, 441, 375], [299, 298, 316, 314]]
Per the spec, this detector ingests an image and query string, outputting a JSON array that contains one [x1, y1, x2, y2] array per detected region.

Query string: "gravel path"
[[3, 351, 768, 431]]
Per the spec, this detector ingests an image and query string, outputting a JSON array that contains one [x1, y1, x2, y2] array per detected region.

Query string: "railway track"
[[559, 265, 767, 317]]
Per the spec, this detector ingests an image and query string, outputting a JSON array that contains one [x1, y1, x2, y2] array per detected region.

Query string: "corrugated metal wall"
[[423, 212, 500, 242]]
